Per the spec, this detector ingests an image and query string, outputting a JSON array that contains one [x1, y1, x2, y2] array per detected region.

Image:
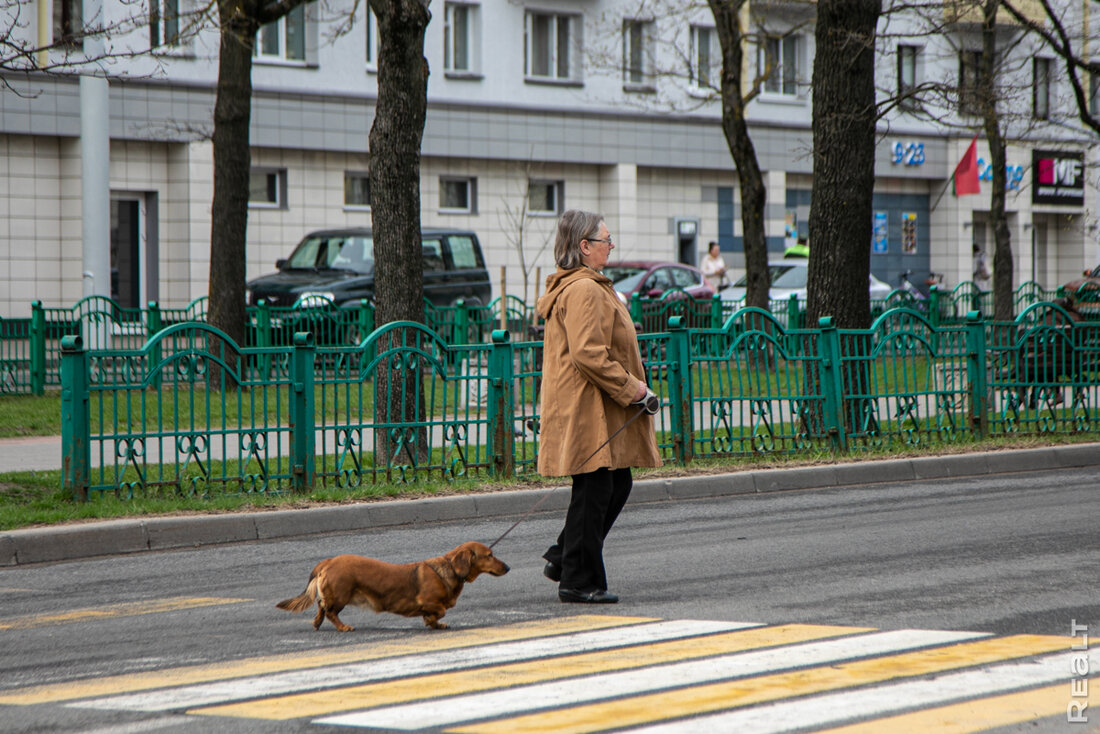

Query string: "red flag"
[[953, 136, 980, 196]]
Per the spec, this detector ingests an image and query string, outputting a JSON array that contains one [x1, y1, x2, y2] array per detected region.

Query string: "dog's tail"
[[276, 576, 320, 613]]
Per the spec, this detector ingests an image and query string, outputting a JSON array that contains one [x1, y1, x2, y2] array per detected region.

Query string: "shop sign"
[[1032, 150, 1084, 206]]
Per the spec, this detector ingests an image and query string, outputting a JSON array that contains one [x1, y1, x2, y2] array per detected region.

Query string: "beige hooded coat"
[[536, 267, 662, 477]]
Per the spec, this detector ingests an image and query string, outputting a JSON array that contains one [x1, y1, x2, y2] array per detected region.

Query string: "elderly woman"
[[536, 210, 661, 604]]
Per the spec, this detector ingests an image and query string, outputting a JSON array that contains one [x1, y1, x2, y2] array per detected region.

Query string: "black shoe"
[[543, 561, 562, 582], [558, 588, 618, 604]]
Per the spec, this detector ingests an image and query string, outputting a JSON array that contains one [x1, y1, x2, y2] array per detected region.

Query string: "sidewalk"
[[2, 441, 1098, 568]]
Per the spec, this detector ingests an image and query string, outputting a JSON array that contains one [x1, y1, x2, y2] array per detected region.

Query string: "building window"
[[898, 44, 917, 107], [440, 177, 476, 213], [249, 169, 286, 209], [690, 25, 716, 89], [622, 19, 653, 88], [1033, 57, 1051, 120], [54, 0, 83, 46], [525, 10, 576, 82], [256, 5, 306, 62], [150, 0, 180, 48], [365, 2, 378, 70], [444, 2, 479, 74], [759, 34, 799, 96], [528, 180, 563, 215], [959, 50, 984, 115], [344, 172, 370, 209]]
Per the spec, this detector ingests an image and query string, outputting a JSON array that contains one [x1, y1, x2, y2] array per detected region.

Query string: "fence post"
[[928, 286, 941, 327], [787, 294, 800, 330], [488, 329, 515, 477], [666, 316, 693, 464], [290, 332, 316, 492], [30, 300, 46, 395], [817, 317, 848, 452], [630, 293, 643, 328], [256, 299, 272, 376], [60, 335, 90, 501], [146, 301, 163, 391], [965, 310, 987, 438], [710, 293, 723, 330]]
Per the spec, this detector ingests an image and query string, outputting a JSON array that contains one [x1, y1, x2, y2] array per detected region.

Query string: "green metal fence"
[[58, 302, 1100, 501]]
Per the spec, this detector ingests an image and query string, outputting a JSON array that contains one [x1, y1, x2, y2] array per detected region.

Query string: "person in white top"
[[701, 241, 727, 291]]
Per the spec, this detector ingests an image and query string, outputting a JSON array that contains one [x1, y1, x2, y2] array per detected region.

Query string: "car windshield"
[[732, 264, 807, 288], [284, 235, 374, 274], [605, 267, 648, 292]]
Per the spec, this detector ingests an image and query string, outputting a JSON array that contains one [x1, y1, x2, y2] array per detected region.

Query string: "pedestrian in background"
[[973, 244, 992, 291], [701, 241, 728, 291], [536, 210, 662, 604]]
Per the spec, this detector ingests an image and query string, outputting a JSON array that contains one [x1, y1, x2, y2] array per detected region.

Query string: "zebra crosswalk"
[[1, 614, 1093, 732]]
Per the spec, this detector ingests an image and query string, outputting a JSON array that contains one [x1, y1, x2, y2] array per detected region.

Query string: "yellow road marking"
[[0, 596, 251, 631], [194, 623, 866, 720], [0, 615, 650, 705], [452, 634, 1076, 734], [816, 679, 1097, 734]]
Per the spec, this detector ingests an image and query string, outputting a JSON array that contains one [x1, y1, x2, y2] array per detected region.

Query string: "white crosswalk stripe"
[[314, 629, 984, 731]]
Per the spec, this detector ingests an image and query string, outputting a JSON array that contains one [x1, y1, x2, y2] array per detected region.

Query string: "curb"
[[2, 443, 1098, 567]]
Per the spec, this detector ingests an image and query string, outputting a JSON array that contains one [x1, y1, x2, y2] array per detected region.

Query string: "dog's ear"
[[450, 549, 473, 578]]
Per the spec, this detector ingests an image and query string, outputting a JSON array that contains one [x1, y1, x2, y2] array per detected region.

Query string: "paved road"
[[0, 465, 1096, 733]]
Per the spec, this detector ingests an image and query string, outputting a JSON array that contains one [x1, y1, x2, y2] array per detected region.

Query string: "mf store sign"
[[1032, 150, 1084, 206]]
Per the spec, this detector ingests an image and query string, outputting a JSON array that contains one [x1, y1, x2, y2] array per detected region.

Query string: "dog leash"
[[488, 401, 655, 550]]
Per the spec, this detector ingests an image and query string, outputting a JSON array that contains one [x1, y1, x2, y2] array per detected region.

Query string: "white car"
[[718, 260, 893, 304]]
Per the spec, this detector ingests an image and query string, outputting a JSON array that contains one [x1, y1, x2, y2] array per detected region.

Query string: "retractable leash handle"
[[487, 397, 661, 550]]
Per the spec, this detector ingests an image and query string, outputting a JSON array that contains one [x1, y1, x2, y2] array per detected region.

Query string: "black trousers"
[[543, 467, 633, 592]]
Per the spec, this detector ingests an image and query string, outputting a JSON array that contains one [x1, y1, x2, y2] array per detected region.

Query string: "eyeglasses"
[[586, 237, 614, 246]]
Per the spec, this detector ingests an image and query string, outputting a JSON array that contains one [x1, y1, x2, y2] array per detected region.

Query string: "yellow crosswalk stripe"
[[814, 680, 1095, 733], [450, 634, 1075, 734], [192, 623, 865, 721], [0, 596, 251, 631], [0, 614, 648, 706]]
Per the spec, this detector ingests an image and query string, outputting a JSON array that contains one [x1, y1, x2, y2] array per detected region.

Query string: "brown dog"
[[276, 541, 509, 631]]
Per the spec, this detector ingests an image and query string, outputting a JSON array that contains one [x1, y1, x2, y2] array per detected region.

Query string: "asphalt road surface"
[[1, 466, 1097, 733]]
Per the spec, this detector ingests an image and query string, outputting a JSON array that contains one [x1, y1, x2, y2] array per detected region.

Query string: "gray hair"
[[554, 209, 604, 270]]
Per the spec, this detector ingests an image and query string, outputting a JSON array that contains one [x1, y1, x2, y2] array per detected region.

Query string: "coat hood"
[[537, 267, 613, 320]]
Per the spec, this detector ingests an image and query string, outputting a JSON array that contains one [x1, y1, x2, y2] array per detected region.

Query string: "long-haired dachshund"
[[276, 541, 509, 631]]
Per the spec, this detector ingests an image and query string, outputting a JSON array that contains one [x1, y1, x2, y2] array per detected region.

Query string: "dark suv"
[[246, 228, 492, 308]]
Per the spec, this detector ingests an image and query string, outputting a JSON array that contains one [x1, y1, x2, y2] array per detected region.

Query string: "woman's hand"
[[632, 382, 647, 403]]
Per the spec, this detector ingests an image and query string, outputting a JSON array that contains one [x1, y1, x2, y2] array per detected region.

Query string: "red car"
[[603, 261, 715, 304]]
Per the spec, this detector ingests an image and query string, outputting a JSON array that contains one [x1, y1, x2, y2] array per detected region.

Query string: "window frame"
[[255, 5, 307, 63], [344, 171, 371, 210], [1033, 57, 1051, 120], [54, 0, 83, 47], [443, 2, 480, 76], [365, 2, 379, 71], [527, 179, 564, 216], [524, 9, 580, 84], [897, 44, 918, 108], [622, 18, 654, 91], [150, 0, 181, 49], [690, 25, 716, 91], [958, 49, 984, 116], [758, 34, 799, 97], [439, 176, 477, 214], [248, 168, 287, 210]]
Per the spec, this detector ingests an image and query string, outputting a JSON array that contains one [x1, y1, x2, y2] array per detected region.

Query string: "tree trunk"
[[708, 0, 769, 313], [369, 0, 430, 470], [980, 0, 1014, 322], [807, 0, 880, 331], [208, 0, 257, 354]]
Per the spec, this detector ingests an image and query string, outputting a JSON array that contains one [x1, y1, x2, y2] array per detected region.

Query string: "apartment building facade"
[[0, 0, 1096, 318]]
